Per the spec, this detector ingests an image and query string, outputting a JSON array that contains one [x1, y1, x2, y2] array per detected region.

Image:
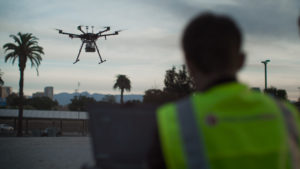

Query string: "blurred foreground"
[[0, 137, 94, 169]]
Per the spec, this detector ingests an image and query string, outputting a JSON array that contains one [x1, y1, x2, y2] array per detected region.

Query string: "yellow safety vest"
[[157, 82, 300, 169]]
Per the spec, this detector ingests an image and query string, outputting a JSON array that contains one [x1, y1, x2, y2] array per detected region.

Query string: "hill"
[[54, 92, 143, 105]]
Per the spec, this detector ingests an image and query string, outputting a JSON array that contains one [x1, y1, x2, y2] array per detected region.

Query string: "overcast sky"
[[0, 0, 300, 100]]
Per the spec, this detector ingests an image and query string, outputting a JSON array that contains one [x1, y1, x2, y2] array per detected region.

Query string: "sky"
[[0, 0, 300, 100]]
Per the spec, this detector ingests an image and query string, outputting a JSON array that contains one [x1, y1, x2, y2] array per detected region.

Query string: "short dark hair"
[[182, 12, 243, 74]]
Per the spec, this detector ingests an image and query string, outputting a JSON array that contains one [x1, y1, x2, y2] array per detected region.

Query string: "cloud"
[[1, 0, 300, 100]]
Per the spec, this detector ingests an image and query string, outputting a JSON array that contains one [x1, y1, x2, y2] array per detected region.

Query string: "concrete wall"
[[0, 118, 88, 136]]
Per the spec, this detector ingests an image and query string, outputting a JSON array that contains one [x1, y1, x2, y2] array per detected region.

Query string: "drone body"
[[56, 26, 121, 64]]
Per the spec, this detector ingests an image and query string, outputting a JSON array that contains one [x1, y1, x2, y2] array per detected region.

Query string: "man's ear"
[[185, 57, 197, 77], [236, 52, 245, 71]]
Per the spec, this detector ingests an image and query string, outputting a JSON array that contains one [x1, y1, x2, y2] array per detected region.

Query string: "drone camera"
[[85, 47, 96, 52], [85, 42, 96, 52]]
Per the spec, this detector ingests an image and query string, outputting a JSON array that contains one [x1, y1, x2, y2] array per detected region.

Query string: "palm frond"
[[26, 40, 38, 48], [0, 69, 3, 86], [31, 46, 44, 54], [3, 43, 18, 52], [9, 34, 22, 46], [28, 54, 41, 68], [11, 56, 18, 65], [0, 77, 3, 86], [4, 52, 17, 63], [3, 32, 44, 75], [113, 74, 131, 91]]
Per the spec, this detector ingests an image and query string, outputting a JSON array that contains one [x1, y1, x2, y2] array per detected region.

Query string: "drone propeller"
[[77, 25, 84, 29], [54, 28, 63, 33], [103, 26, 110, 30], [115, 29, 126, 34], [77, 25, 86, 33]]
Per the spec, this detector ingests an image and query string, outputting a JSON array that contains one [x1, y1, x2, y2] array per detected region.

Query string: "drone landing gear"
[[73, 59, 80, 64], [94, 42, 107, 64], [73, 41, 107, 64], [73, 42, 84, 64], [99, 60, 106, 64]]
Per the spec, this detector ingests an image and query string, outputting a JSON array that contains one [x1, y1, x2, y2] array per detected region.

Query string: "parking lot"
[[0, 137, 94, 169]]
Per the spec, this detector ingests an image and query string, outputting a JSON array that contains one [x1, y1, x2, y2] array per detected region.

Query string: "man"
[[153, 13, 300, 169]]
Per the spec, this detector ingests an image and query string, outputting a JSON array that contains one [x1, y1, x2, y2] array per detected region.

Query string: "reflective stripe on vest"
[[275, 99, 300, 169], [176, 98, 210, 169]]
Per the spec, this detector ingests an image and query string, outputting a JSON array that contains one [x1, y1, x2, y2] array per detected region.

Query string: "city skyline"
[[0, 0, 300, 100]]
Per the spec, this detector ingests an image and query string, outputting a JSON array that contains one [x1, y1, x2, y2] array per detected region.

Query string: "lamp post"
[[261, 59, 270, 90]]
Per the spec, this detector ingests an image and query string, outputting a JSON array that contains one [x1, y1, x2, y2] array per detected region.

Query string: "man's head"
[[182, 12, 244, 78]]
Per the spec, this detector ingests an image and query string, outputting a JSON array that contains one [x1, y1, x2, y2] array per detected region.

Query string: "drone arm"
[[101, 32, 118, 36], [99, 32, 119, 40], [58, 31, 81, 39], [97, 27, 110, 35], [97, 30, 109, 35]]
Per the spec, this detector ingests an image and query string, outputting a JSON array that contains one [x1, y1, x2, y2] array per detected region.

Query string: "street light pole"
[[261, 59, 270, 90]]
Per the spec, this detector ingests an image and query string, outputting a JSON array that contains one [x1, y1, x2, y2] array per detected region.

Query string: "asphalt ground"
[[0, 137, 94, 169]]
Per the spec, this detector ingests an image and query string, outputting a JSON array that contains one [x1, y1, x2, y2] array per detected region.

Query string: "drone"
[[56, 26, 121, 64]]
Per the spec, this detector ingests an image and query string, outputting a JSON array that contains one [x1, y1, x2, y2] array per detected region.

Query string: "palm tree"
[[3, 32, 44, 136], [0, 69, 4, 86], [113, 74, 131, 104]]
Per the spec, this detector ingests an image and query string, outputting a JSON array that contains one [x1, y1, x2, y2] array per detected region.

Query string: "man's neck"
[[194, 74, 236, 92]]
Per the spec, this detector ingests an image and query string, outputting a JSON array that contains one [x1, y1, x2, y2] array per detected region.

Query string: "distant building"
[[44, 86, 54, 100], [0, 86, 12, 98], [32, 86, 54, 99], [32, 92, 44, 98]]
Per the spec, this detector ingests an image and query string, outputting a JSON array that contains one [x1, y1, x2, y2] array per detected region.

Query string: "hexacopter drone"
[[56, 26, 121, 64]]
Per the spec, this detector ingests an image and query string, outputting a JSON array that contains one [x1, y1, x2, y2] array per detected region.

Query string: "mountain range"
[[54, 92, 143, 105]]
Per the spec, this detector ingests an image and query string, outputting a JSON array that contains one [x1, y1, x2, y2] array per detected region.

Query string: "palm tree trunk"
[[120, 88, 124, 104], [17, 65, 25, 136]]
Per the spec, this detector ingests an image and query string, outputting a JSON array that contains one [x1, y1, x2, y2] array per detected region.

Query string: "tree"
[[0, 69, 4, 86], [264, 87, 288, 100], [113, 74, 131, 104], [3, 32, 44, 136], [27, 97, 58, 110], [163, 65, 195, 101], [101, 95, 116, 104], [6, 93, 20, 108], [276, 89, 287, 100], [125, 99, 142, 105], [143, 89, 166, 104], [68, 95, 96, 111], [142, 65, 196, 104]]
